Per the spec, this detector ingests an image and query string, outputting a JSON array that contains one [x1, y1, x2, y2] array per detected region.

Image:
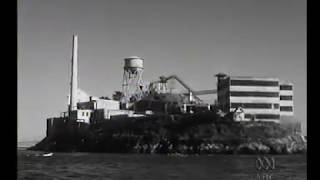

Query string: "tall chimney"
[[70, 35, 78, 111]]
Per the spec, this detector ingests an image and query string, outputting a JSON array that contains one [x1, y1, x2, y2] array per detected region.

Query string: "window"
[[280, 85, 293, 90], [86, 112, 89, 116], [245, 114, 280, 119], [280, 96, 293, 100], [231, 103, 273, 109], [231, 79, 278, 86], [230, 91, 279, 97], [280, 106, 293, 112]]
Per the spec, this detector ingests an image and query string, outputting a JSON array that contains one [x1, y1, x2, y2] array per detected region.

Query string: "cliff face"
[[31, 111, 306, 154]]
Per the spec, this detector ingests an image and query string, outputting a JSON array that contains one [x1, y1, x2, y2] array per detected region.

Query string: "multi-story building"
[[216, 73, 294, 123]]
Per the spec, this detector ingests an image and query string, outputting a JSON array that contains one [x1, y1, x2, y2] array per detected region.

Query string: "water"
[[18, 149, 306, 180], [17, 141, 38, 148]]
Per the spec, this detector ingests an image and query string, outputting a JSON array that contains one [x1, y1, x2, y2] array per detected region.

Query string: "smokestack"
[[70, 35, 78, 111]]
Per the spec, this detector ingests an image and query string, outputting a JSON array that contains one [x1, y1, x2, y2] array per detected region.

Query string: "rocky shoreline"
[[30, 113, 306, 154], [31, 133, 306, 155], [111, 134, 307, 155]]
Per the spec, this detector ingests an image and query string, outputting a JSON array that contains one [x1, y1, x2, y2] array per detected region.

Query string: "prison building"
[[279, 82, 294, 116], [216, 73, 280, 122]]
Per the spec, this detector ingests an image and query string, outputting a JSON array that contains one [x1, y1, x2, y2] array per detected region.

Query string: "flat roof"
[[230, 76, 279, 81], [279, 81, 294, 85]]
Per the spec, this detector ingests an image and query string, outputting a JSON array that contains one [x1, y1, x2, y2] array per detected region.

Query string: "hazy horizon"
[[18, 0, 306, 142]]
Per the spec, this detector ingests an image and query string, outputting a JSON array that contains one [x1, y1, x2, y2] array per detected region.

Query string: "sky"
[[18, 0, 306, 142]]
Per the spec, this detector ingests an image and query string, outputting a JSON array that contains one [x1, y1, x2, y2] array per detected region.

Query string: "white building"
[[216, 73, 294, 123]]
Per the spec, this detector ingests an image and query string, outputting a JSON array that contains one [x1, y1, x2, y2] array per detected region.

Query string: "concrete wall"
[[46, 117, 68, 137], [96, 99, 120, 110], [77, 99, 120, 111], [90, 109, 138, 123], [105, 109, 131, 119]]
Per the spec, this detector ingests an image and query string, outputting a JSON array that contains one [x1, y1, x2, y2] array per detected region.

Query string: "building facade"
[[279, 82, 294, 116], [216, 73, 293, 123]]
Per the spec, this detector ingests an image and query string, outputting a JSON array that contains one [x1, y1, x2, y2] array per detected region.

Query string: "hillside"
[[31, 110, 306, 154]]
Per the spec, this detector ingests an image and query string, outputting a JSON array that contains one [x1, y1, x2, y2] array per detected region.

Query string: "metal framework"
[[121, 66, 144, 105]]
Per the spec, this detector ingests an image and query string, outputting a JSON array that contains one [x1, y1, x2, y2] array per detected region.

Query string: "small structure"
[[233, 106, 245, 121]]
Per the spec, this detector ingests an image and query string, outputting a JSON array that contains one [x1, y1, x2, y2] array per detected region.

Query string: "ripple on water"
[[18, 150, 307, 180]]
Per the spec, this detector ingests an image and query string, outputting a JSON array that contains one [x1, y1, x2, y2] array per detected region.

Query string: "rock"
[[264, 138, 285, 154], [235, 143, 255, 154], [285, 135, 307, 154], [235, 141, 270, 154], [264, 134, 307, 154], [256, 143, 270, 154], [211, 143, 224, 153]]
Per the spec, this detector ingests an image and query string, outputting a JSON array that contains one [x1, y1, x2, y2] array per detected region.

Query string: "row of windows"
[[228, 92, 293, 99], [280, 106, 293, 112], [230, 91, 279, 97], [231, 103, 279, 109], [280, 95, 293, 100], [230, 80, 279, 87], [82, 112, 90, 117], [244, 114, 280, 119], [219, 79, 292, 90], [280, 85, 293, 90]]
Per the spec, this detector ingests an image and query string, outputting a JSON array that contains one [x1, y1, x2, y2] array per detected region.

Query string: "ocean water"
[[18, 149, 306, 180]]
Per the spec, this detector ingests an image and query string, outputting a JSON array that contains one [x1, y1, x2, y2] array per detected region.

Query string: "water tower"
[[121, 56, 144, 107]]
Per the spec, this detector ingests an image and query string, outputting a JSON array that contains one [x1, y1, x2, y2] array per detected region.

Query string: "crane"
[[149, 75, 217, 103], [189, 89, 217, 96]]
